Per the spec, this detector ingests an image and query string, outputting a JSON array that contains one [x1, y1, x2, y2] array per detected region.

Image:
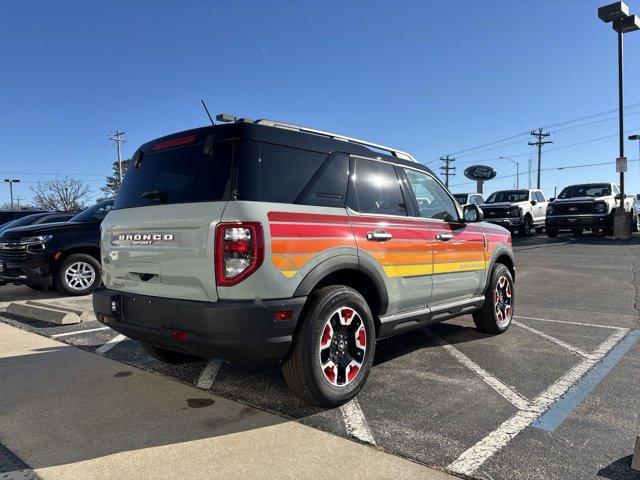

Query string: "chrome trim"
[[255, 119, 417, 162], [546, 213, 608, 218]]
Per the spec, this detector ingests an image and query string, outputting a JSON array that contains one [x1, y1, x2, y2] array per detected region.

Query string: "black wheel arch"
[[486, 247, 515, 287]]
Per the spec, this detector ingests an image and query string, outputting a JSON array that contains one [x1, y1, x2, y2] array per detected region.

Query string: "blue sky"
[[2, 0, 640, 206]]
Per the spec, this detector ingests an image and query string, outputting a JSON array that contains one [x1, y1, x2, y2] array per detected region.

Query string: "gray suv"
[[93, 117, 515, 406]]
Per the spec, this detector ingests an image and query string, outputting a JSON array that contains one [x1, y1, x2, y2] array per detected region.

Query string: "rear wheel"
[[56, 253, 101, 296], [473, 264, 514, 334], [282, 285, 375, 407], [141, 342, 201, 364]]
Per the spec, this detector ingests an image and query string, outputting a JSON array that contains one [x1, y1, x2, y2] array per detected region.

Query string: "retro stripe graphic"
[[267, 212, 498, 279]]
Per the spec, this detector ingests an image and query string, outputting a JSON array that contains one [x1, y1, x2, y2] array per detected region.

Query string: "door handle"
[[366, 229, 393, 242], [436, 233, 454, 242]]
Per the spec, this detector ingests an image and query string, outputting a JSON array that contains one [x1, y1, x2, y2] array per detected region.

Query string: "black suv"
[[0, 200, 113, 295]]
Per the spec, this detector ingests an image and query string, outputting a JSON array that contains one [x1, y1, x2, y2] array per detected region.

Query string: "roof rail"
[[254, 119, 417, 162]]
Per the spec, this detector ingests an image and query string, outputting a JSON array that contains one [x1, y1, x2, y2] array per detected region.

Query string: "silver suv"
[[93, 117, 515, 406]]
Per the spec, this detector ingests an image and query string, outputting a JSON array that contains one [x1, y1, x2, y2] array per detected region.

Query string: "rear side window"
[[113, 141, 233, 209], [235, 142, 327, 204], [296, 153, 349, 207], [351, 158, 407, 216]]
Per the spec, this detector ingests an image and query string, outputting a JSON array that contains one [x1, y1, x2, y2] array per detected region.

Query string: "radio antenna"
[[200, 99, 215, 125]]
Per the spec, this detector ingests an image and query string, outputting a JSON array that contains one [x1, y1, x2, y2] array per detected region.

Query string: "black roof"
[[137, 122, 437, 178]]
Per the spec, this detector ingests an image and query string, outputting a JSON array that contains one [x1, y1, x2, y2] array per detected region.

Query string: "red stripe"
[[270, 223, 353, 238]]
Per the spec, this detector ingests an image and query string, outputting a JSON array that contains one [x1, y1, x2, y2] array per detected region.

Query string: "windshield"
[[0, 214, 46, 233], [485, 190, 529, 203], [453, 194, 468, 205], [558, 184, 611, 199], [70, 201, 114, 223]]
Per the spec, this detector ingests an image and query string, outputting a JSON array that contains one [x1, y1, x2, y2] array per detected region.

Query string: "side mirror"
[[549, 197, 556, 202], [463, 204, 483, 223], [530, 200, 537, 206]]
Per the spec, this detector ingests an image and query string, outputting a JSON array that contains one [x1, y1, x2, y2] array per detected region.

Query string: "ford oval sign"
[[464, 165, 497, 181]]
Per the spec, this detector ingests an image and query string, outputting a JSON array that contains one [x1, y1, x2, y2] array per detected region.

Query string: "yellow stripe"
[[383, 260, 490, 278], [280, 270, 297, 278]]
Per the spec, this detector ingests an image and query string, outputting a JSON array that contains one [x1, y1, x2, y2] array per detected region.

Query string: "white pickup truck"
[[480, 189, 548, 236], [545, 182, 636, 236]]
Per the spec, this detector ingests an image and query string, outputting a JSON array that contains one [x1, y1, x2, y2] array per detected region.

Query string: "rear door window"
[[114, 140, 233, 209], [350, 158, 407, 216], [235, 142, 327, 204]]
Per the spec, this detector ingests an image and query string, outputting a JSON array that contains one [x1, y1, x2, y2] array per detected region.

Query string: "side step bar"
[[377, 296, 485, 339]]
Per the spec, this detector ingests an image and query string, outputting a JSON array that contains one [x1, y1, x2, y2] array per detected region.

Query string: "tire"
[[141, 342, 201, 364], [282, 285, 376, 408], [546, 228, 558, 238], [571, 228, 584, 236], [56, 253, 101, 296], [519, 215, 534, 237], [473, 263, 514, 334], [633, 214, 640, 233]]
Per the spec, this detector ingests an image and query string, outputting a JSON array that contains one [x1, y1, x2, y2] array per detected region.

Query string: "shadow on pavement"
[[597, 455, 639, 479]]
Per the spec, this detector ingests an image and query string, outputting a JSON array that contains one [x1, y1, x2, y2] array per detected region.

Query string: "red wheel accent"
[[356, 325, 366, 348], [346, 364, 360, 383], [320, 323, 333, 347]]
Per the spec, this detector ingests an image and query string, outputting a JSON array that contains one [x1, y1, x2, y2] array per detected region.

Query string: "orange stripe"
[[271, 254, 315, 269]]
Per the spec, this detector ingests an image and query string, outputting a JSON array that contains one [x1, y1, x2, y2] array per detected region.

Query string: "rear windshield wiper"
[[139, 189, 168, 203]]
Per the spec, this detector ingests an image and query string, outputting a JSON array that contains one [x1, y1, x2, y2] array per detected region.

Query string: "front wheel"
[[473, 264, 514, 334], [519, 216, 534, 237], [56, 254, 102, 296], [282, 285, 376, 407]]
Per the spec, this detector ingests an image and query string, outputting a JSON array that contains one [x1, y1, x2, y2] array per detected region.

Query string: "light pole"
[[3, 179, 20, 211], [598, 1, 640, 239], [499, 156, 520, 189], [630, 134, 640, 192]]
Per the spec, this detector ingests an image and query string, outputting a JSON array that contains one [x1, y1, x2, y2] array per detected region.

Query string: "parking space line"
[[447, 328, 628, 476], [95, 334, 127, 354], [423, 329, 530, 410], [340, 398, 376, 445], [515, 315, 627, 331], [51, 327, 111, 338], [196, 358, 223, 390], [513, 321, 592, 359], [533, 329, 640, 432]]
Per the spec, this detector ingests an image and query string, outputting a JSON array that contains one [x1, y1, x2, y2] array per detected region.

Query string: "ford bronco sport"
[[93, 117, 515, 407]]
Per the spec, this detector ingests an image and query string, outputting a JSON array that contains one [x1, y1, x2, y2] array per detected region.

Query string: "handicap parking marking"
[[447, 327, 629, 477], [533, 329, 640, 432], [340, 398, 376, 445], [196, 358, 223, 390], [95, 334, 128, 354], [423, 328, 531, 410]]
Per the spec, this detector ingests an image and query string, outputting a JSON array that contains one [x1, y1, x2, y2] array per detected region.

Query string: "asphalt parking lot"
[[1, 232, 639, 480]]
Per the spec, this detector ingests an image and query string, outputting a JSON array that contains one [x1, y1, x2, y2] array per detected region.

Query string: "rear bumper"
[[93, 288, 306, 365], [546, 214, 610, 230]]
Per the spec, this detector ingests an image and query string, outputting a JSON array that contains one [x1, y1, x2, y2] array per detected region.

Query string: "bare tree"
[[30, 177, 91, 211]]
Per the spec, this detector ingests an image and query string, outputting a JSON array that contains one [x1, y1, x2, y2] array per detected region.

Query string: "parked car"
[[93, 117, 515, 407], [454, 192, 485, 207], [480, 189, 548, 236], [0, 200, 113, 294], [0, 209, 48, 227], [0, 212, 77, 236], [546, 182, 635, 237]]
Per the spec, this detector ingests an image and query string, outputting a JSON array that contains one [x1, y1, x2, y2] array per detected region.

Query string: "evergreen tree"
[[98, 159, 130, 201]]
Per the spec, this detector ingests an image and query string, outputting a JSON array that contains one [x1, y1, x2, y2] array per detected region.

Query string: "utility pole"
[[15, 196, 22, 210], [439, 155, 456, 188], [109, 130, 127, 189], [527, 157, 532, 188], [528, 129, 552, 189]]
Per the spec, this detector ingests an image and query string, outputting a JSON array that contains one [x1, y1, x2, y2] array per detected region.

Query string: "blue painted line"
[[533, 330, 640, 432]]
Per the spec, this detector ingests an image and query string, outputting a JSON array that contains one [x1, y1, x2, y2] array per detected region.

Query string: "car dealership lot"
[[1, 233, 639, 479]]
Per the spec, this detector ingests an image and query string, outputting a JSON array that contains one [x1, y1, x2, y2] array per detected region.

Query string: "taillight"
[[215, 222, 264, 286]]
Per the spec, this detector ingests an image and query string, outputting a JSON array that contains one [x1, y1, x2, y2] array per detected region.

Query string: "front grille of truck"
[[0, 243, 28, 261], [482, 207, 509, 218], [553, 203, 594, 215]]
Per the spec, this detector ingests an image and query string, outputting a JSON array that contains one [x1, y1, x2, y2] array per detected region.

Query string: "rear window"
[[235, 141, 327, 204], [113, 141, 233, 209]]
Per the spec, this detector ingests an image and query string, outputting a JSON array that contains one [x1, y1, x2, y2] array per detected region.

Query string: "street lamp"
[[499, 156, 520, 189], [3, 179, 20, 211], [598, 1, 640, 239], [630, 134, 640, 192]]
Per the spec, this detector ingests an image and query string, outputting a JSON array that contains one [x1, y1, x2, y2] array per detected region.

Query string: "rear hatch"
[[101, 132, 234, 302]]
